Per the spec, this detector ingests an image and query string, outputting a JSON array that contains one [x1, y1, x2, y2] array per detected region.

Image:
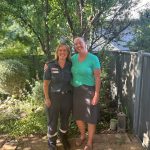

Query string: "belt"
[[60, 90, 72, 95], [52, 90, 72, 95]]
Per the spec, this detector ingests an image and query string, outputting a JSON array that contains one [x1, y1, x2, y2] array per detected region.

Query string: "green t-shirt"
[[71, 53, 101, 87]]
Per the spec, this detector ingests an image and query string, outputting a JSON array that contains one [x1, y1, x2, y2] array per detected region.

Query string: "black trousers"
[[46, 92, 73, 137]]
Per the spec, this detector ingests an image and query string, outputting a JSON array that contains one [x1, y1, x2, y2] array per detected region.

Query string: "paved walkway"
[[0, 133, 144, 150]]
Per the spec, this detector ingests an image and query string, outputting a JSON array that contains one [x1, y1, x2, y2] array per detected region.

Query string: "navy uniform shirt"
[[43, 60, 72, 93]]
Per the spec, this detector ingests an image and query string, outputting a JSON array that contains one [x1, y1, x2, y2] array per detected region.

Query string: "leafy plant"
[[30, 80, 44, 102], [0, 59, 29, 96], [0, 96, 47, 136], [129, 9, 150, 52], [11, 110, 47, 137]]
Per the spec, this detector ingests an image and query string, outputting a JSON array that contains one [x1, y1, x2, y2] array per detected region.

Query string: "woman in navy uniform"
[[43, 43, 72, 150]]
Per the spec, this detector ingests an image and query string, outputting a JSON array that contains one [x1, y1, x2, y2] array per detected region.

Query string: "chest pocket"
[[51, 69, 60, 81]]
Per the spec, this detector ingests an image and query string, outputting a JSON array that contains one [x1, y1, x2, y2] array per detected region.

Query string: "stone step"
[[0, 134, 144, 150], [1, 140, 18, 150], [0, 135, 7, 148]]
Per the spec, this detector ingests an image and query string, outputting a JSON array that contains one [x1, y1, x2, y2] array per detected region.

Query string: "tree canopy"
[[0, 0, 139, 57], [129, 9, 150, 52]]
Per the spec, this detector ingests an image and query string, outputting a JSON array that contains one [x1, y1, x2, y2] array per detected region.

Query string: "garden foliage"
[[0, 59, 29, 96]]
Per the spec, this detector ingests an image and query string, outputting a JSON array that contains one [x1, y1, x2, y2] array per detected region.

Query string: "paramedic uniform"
[[43, 60, 72, 149]]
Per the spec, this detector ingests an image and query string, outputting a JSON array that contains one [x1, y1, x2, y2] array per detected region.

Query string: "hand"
[[44, 63, 48, 72], [91, 94, 99, 105], [45, 99, 51, 107]]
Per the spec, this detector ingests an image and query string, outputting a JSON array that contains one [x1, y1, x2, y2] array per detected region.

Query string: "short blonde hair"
[[74, 37, 85, 43], [74, 37, 87, 51], [55, 43, 71, 61]]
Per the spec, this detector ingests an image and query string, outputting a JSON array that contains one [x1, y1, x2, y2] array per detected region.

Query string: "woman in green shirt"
[[71, 37, 101, 150]]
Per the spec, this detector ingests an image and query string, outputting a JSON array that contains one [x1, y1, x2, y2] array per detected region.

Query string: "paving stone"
[[2, 140, 18, 150], [17, 137, 48, 150], [93, 143, 109, 150], [107, 133, 131, 144], [93, 134, 108, 143], [0, 135, 7, 148], [1, 133, 144, 150], [128, 134, 142, 143], [107, 143, 144, 150]]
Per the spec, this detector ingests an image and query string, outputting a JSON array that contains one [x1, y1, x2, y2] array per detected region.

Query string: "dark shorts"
[[73, 85, 100, 124]]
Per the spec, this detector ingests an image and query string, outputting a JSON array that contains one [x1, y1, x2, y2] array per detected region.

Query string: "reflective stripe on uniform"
[[59, 128, 67, 133], [47, 132, 57, 138]]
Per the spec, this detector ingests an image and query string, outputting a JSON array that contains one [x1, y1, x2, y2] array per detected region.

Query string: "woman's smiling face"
[[74, 38, 86, 53], [57, 45, 68, 60]]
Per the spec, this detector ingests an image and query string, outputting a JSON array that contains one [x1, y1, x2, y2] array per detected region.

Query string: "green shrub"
[[0, 97, 47, 136], [0, 59, 29, 96], [11, 110, 47, 136], [30, 80, 44, 101]]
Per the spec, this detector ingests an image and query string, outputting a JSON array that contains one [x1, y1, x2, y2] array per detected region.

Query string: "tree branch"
[[59, 0, 76, 37]]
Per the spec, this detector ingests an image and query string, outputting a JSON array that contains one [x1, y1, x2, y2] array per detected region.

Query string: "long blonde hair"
[[55, 43, 71, 61]]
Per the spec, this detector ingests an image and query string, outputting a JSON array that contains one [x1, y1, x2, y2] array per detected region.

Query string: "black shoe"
[[59, 131, 71, 150], [48, 142, 57, 150], [48, 135, 57, 150]]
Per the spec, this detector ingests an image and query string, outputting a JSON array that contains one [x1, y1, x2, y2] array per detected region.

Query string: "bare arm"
[[43, 80, 51, 107], [91, 69, 101, 105]]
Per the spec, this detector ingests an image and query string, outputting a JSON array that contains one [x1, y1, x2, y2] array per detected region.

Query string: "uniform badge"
[[51, 68, 59, 73]]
